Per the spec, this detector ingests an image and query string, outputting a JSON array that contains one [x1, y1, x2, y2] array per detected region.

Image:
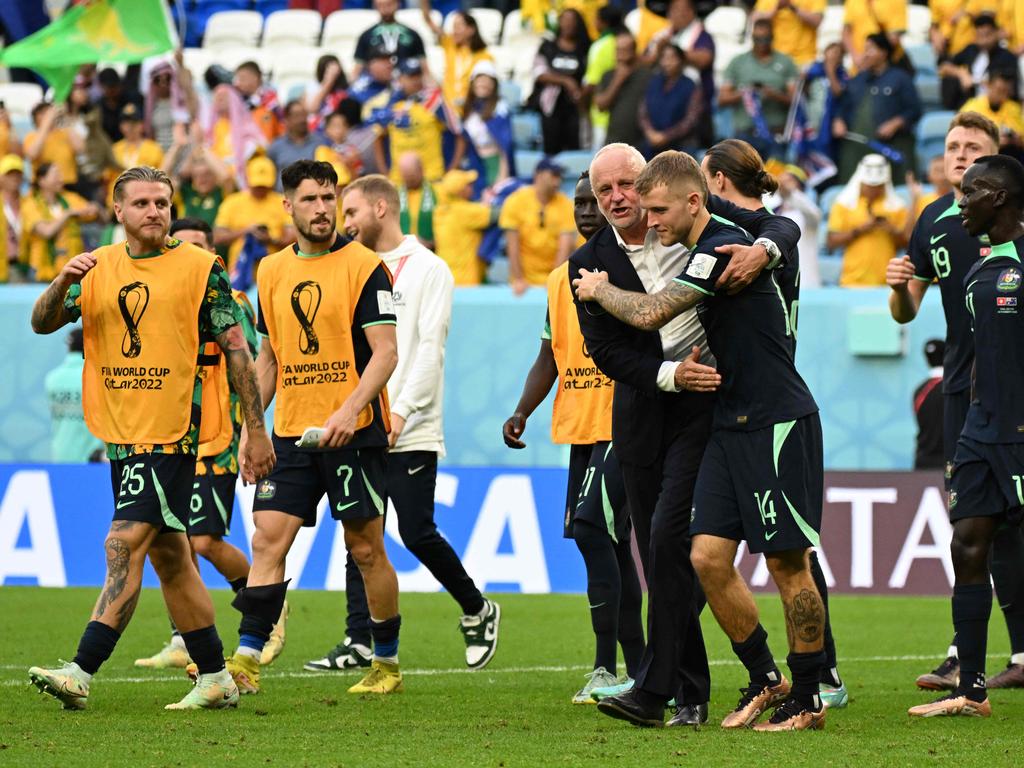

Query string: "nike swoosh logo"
[[589, 602, 607, 609], [336, 500, 358, 512], [930, 233, 948, 245], [189, 516, 206, 527], [408, 465, 426, 475], [484, 624, 497, 641], [765, 530, 778, 541], [116, 500, 133, 510]]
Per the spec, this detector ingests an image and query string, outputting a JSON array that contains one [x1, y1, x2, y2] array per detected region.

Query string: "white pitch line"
[[2, 653, 1013, 687]]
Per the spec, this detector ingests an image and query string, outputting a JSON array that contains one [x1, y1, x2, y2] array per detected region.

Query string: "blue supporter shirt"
[[836, 65, 921, 133]]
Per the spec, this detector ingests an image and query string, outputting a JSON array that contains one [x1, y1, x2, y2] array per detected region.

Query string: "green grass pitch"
[[0, 587, 1021, 767]]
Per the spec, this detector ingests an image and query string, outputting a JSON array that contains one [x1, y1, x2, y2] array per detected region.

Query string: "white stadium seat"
[[202, 10, 264, 50], [0, 82, 44, 123], [817, 5, 845, 51], [704, 5, 748, 45], [268, 46, 325, 84], [322, 9, 379, 49], [261, 9, 323, 48], [624, 8, 640, 37], [500, 9, 542, 48], [395, 8, 442, 45], [905, 4, 932, 46]]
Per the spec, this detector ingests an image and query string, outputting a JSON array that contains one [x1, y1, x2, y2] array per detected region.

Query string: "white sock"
[[948, 645, 958, 659], [1011, 652, 1024, 666], [236, 646, 261, 661], [170, 634, 186, 650], [466, 599, 489, 621], [374, 654, 398, 665]]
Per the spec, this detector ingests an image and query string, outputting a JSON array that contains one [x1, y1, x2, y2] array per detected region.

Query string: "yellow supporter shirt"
[[434, 197, 491, 285], [960, 96, 1024, 138], [914, 191, 940, 220], [932, 0, 1001, 56], [499, 185, 575, 286], [19, 190, 91, 281], [1002, 0, 1024, 51], [754, 0, 827, 66], [24, 128, 78, 186], [829, 196, 908, 286], [843, 0, 908, 64], [214, 189, 290, 270], [365, 89, 449, 183], [441, 36, 494, 109]]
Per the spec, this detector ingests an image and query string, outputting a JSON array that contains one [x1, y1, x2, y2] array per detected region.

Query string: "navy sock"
[[181, 625, 225, 675], [370, 614, 401, 660], [991, 525, 1024, 655], [953, 583, 993, 701], [228, 577, 247, 594], [732, 624, 778, 685], [73, 621, 121, 675], [787, 651, 826, 710], [233, 580, 289, 647]]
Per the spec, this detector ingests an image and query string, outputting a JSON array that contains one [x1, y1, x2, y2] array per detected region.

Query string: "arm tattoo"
[[783, 588, 825, 647], [218, 326, 266, 432], [94, 538, 134, 631], [30, 280, 72, 334], [592, 279, 704, 331]]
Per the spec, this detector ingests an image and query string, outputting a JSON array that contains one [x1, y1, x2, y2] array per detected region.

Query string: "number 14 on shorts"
[[755, 490, 778, 541]]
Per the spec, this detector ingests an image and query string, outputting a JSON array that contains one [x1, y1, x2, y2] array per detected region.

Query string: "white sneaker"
[[165, 669, 240, 710], [573, 667, 619, 704], [460, 598, 500, 669], [29, 660, 90, 710]]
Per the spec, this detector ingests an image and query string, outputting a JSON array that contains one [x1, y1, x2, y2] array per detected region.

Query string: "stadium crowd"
[[0, 0, 1022, 290]]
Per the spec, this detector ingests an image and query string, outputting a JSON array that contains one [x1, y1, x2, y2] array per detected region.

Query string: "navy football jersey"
[[909, 193, 985, 394], [962, 238, 1024, 444], [675, 216, 817, 431]]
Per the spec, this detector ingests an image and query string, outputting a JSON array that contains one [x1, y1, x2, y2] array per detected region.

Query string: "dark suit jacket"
[[570, 198, 800, 466]]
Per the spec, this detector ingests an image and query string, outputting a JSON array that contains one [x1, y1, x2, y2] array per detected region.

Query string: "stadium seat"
[[396, 8, 442, 45], [556, 150, 591, 180], [444, 8, 504, 47], [501, 9, 541, 48], [624, 9, 640, 37], [817, 6, 844, 51], [905, 5, 932, 46], [268, 46, 325, 84], [916, 110, 955, 172], [916, 73, 941, 110], [182, 47, 218, 82], [499, 80, 522, 109], [817, 254, 843, 286], [904, 43, 937, 75], [0, 82, 45, 124], [713, 106, 734, 142], [488, 45, 517, 79], [511, 112, 541, 150], [322, 9, 379, 49], [425, 46, 446, 82], [203, 10, 264, 49], [208, 46, 273, 75], [515, 149, 544, 177], [261, 9, 323, 48], [704, 6, 748, 45]]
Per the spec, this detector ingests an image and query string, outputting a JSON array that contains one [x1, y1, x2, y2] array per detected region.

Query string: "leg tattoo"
[[784, 588, 825, 649], [94, 538, 133, 630]]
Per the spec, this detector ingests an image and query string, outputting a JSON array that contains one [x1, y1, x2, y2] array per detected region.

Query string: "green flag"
[[0, 0, 174, 101]]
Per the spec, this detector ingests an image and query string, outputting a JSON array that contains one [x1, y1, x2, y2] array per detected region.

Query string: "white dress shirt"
[[611, 227, 714, 392]]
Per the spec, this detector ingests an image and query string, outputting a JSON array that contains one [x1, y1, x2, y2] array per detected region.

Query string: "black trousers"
[[620, 402, 713, 705], [345, 450, 484, 645]]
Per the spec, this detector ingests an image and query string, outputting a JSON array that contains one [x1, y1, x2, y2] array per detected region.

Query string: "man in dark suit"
[[572, 143, 800, 728]]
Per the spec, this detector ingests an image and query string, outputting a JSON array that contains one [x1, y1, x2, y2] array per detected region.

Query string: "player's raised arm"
[[30, 251, 97, 334]]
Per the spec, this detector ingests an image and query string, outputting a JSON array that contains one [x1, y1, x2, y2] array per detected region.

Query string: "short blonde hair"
[[635, 150, 707, 205], [343, 174, 400, 213], [112, 166, 173, 202]]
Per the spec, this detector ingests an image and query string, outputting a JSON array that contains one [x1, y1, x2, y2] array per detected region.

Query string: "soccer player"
[[28, 166, 275, 711], [503, 171, 645, 704], [134, 218, 288, 670], [908, 154, 1024, 718], [226, 160, 403, 696], [887, 112, 1024, 691], [570, 143, 800, 729], [700, 139, 847, 708], [575, 151, 827, 731], [304, 173, 499, 674]]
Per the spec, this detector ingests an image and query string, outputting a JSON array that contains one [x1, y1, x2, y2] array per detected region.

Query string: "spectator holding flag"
[[832, 33, 920, 183], [456, 61, 516, 193]]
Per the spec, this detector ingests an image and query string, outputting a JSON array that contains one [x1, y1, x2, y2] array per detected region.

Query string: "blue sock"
[[370, 615, 401, 662], [239, 633, 265, 653]]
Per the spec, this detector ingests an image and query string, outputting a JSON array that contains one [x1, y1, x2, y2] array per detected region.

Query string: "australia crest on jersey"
[[997, 268, 1021, 293]]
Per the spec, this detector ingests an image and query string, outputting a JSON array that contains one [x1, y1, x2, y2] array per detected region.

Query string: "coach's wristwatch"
[[754, 238, 783, 270]]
